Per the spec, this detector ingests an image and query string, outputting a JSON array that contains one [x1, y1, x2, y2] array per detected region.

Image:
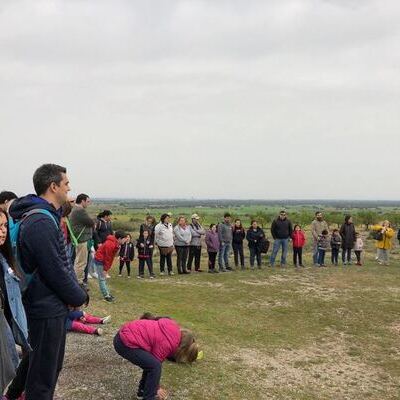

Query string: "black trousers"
[[139, 258, 154, 276], [5, 350, 29, 399], [331, 248, 339, 264], [114, 333, 161, 400], [175, 246, 189, 273], [25, 315, 67, 400], [119, 260, 131, 276], [187, 246, 201, 271], [232, 242, 244, 267], [208, 251, 217, 270], [355, 250, 362, 263], [159, 252, 172, 273], [293, 247, 303, 266], [249, 247, 262, 267], [342, 248, 352, 263]]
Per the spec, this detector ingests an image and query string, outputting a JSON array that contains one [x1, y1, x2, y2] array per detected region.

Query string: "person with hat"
[[187, 214, 206, 272]]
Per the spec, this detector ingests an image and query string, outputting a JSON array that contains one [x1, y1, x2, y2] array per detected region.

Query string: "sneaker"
[[208, 270, 214, 273], [196, 269, 203, 273], [87, 274, 93, 279], [128, 275, 131, 279], [168, 271, 175, 276], [219, 268, 227, 272], [160, 272, 165, 276], [92, 272, 99, 279], [137, 275, 144, 279], [182, 270, 190, 274], [213, 269, 220, 273], [226, 266, 233, 271], [102, 315, 111, 324], [105, 273, 111, 279], [96, 328, 104, 336], [150, 275, 156, 279], [118, 274, 122, 277], [104, 295, 114, 303]]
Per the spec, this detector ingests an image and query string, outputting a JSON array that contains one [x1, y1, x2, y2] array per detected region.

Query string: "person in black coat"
[[119, 234, 135, 277], [232, 219, 246, 269], [339, 215, 356, 265], [269, 211, 293, 267], [94, 210, 113, 246], [246, 220, 265, 269]]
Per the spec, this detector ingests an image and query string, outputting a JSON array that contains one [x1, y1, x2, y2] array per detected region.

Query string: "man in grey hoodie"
[[218, 213, 233, 271], [187, 213, 206, 272]]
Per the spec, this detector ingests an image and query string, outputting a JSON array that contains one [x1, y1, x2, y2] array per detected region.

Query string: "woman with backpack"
[[371, 220, 395, 266], [246, 220, 266, 269]]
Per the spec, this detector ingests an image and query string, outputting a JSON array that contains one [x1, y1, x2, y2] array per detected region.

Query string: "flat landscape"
[[57, 203, 400, 400]]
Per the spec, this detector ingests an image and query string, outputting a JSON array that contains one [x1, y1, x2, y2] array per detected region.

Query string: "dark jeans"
[[187, 246, 201, 271], [175, 246, 189, 273], [249, 246, 262, 267], [342, 248, 352, 263], [5, 351, 29, 399], [159, 252, 172, 273], [317, 249, 326, 265], [114, 333, 161, 400], [119, 260, 131, 276], [355, 250, 362, 263], [293, 247, 303, 266], [331, 248, 339, 264], [139, 258, 154, 276], [25, 315, 67, 400], [232, 242, 244, 267], [208, 251, 217, 270]]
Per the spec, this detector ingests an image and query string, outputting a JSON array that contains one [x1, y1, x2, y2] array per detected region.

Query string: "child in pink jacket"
[[114, 313, 199, 400]]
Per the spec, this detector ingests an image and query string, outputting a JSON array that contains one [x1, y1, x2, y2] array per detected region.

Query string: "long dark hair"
[[0, 209, 15, 271]]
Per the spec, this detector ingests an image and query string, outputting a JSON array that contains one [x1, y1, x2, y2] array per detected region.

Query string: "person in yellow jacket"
[[371, 220, 395, 265]]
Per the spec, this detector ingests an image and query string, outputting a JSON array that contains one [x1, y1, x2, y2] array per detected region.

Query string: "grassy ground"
[[57, 246, 400, 400]]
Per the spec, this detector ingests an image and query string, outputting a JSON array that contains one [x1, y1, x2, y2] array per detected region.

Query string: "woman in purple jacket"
[[205, 224, 220, 273]]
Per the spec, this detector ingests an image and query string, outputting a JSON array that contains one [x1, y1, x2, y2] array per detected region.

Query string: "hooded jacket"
[[189, 222, 205, 247], [271, 218, 293, 240], [173, 225, 192, 247], [291, 230, 306, 248], [119, 318, 181, 362], [119, 241, 135, 261], [95, 235, 120, 271], [339, 222, 356, 249], [371, 225, 395, 250], [218, 221, 233, 244], [246, 227, 265, 249], [9, 195, 87, 319], [154, 222, 174, 247], [205, 230, 220, 253], [232, 226, 246, 245]]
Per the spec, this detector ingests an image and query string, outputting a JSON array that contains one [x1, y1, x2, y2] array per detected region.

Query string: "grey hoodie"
[[189, 222, 206, 246], [218, 221, 233, 243], [174, 225, 192, 246]]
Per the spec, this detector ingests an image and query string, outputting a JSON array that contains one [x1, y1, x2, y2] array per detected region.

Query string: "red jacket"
[[95, 235, 120, 271], [119, 319, 181, 362], [291, 230, 306, 248]]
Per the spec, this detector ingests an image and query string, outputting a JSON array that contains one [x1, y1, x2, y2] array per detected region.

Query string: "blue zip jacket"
[[9, 195, 87, 319], [0, 254, 30, 350]]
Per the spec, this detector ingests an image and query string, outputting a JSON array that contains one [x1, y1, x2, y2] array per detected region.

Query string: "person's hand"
[[140, 243, 145, 247], [150, 245, 154, 249], [157, 387, 168, 400]]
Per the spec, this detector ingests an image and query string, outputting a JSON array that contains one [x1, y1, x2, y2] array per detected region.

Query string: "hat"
[[191, 213, 200, 220]]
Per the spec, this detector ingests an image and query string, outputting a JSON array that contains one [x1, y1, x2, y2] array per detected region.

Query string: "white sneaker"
[[92, 272, 99, 279], [118, 274, 122, 277], [102, 315, 111, 324], [105, 274, 111, 279], [87, 274, 93, 279], [96, 328, 104, 336]]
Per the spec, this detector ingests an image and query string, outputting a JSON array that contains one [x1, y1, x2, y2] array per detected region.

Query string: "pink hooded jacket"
[[119, 318, 181, 362]]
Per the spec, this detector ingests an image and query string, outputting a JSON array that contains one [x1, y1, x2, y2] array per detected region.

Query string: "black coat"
[[339, 223, 356, 249], [9, 195, 87, 319], [271, 218, 293, 239], [232, 227, 245, 244], [119, 242, 135, 261], [246, 227, 265, 249], [136, 236, 154, 258], [95, 218, 113, 244]]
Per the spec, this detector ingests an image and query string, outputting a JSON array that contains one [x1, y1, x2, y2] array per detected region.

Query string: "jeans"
[[293, 247, 303, 266], [331, 248, 339, 264], [249, 246, 261, 267], [114, 333, 161, 400], [187, 246, 201, 271], [317, 249, 326, 265], [233, 242, 245, 267], [218, 242, 231, 269], [342, 248, 352, 264], [94, 261, 110, 297], [269, 238, 289, 266], [175, 246, 189, 273], [377, 248, 389, 263]]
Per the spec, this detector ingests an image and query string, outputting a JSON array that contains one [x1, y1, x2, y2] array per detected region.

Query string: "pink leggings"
[[70, 313, 103, 335]]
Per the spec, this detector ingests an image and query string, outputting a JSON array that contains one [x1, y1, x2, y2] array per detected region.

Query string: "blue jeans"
[[218, 242, 231, 269], [269, 238, 289, 266], [317, 249, 326, 265], [94, 261, 110, 298]]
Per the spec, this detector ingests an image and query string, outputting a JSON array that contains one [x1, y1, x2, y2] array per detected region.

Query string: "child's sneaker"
[[102, 315, 111, 324], [96, 328, 104, 336], [168, 271, 175, 276], [104, 295, 114, 303], [105, 273, 111, 279], [150, 275, 156, 279], [159, 271, 165, 276], [137, 275, 144, 279]]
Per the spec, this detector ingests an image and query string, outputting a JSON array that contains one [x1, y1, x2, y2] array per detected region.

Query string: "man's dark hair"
[[33, 164, 67, 196], [102, 210, 112, 217], [115, 230, 127, 240], [76, 194, 90, 204], [0, 191, 18, 204], [315, 211, 322, 216], [224, 212, 231, 218], [322, 229, 328, 235]]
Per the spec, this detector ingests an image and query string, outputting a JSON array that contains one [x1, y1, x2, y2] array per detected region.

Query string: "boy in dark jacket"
[[317, 230, 330, 267], [119, 234, 135, 278], [136, 230, 155, 279], [330, 229, 342, 266], [9, 164, 88, 400]]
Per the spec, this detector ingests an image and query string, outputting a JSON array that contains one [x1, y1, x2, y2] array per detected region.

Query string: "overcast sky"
[[0, 0, 399, 200]]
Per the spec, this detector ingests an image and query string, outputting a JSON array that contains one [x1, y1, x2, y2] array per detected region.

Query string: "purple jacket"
[[205, 230, 220, 253]]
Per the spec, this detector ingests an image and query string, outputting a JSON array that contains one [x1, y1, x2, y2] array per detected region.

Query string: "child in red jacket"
[[94, 230, 127, 302], [114, 313, 199, 400], [291, 224, 306, 267]]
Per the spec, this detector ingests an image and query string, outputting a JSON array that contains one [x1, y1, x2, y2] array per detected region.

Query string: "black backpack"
[[372, 230, 383, 241], [259, 238, 270, 254]]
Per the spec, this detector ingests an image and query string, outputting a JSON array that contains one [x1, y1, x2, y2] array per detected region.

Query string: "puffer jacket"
[[154, 223, 174, 247]]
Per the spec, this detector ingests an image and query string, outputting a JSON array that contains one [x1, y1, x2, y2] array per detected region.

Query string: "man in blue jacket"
[[9, 164, 88, 400]]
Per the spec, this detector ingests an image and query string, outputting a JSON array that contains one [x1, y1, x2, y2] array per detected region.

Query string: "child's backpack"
[[9, 209, 59, 293], [259, 237, 270, 254]]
